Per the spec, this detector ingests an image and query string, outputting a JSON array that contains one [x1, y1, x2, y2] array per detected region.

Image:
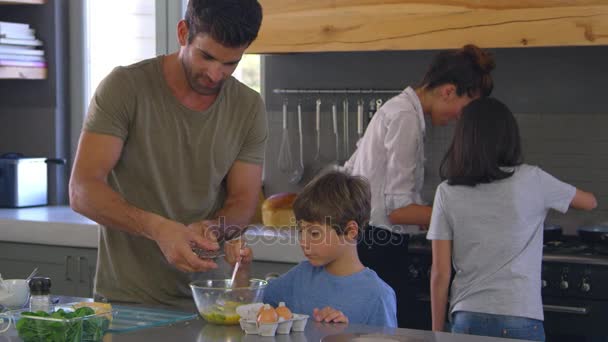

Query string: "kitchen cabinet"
[[249, 0, 608, 53], [0, 241, 97, 297], [0, 240, 296, 297]]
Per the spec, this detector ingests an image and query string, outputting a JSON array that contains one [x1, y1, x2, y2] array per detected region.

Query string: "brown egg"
[[257, 304, 279, 324], [275, 302, 293, 320]]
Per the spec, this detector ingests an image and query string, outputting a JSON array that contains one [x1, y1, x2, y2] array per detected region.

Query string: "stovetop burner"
[[543, 236, 608, 265], [544, 237, 608, 256]]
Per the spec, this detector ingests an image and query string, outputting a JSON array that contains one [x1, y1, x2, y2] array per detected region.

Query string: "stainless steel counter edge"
[[0, 206, 305, 264]]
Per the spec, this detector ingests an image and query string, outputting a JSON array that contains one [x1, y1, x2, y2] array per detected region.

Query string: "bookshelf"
[[0, 0, 46, 79]]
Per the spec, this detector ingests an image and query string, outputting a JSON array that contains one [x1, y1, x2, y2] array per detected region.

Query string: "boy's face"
[[297, 220, 355, 267]]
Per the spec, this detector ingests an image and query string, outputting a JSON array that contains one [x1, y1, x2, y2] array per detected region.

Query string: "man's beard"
[[181, 57, 222, 95]]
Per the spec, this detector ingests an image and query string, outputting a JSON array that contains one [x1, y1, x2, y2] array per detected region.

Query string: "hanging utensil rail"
[[273, 88, 401, 95]]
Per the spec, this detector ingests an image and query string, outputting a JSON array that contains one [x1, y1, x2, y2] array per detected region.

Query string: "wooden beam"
[[248, 1, 608, 53]]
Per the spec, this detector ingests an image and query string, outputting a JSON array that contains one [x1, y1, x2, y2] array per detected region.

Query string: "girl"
[[427, 98, 597, 341], [344, 44, 495, 326]]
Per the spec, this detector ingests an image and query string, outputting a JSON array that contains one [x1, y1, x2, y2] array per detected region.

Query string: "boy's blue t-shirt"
[[262, 261, 397, 328]]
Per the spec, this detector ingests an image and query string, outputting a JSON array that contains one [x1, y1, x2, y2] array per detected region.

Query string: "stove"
[[400, 234, 608, 341]]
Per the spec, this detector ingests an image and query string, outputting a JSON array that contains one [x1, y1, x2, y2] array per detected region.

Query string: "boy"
[[253, 171, 397, 327]]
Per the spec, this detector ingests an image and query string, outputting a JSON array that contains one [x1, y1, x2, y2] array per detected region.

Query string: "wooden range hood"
[[248, 0, 608, 53]]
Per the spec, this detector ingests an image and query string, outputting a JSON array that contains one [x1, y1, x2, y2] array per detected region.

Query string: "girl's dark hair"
[[293, 171, 371, 234], [420, 44, 495, 97], [439, 98, 523, 186], [185, 0, 263, 47]]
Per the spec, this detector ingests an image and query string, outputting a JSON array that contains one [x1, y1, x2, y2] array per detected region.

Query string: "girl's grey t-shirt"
[[427, 164, 576, 321], [83, 56, 268, 309]]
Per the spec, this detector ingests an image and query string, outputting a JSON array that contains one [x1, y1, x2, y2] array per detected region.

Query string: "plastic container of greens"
[[0, 304, 112, 342]]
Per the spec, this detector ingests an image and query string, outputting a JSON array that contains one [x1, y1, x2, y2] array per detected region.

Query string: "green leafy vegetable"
[[15, 307, 109, 342]]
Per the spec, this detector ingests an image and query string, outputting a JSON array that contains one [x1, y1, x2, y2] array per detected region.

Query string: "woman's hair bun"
[[462, 44, 495, 74]]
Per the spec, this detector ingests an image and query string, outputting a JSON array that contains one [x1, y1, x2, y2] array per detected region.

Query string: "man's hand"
[[187, 220, 222, 242], [151, 217, 219, 273], [224, 239, 253, 266], [313, 307, 349, 324]]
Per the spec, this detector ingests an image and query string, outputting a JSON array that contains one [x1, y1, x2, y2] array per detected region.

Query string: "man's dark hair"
[[293, 171, 371, 235], [185, 0, 263, 47], [439, 97, 523, 186]]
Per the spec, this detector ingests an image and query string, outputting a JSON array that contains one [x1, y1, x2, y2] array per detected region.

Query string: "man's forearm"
[[70, 179, 165, 240]]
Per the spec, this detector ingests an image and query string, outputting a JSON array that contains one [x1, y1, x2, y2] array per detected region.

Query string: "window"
[[234, 54, 261, 93], [85, 0, 157, 104]]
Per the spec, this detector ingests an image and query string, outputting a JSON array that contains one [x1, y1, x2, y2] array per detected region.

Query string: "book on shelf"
[[0, 37, 43, 47], [0, 21, 30, 34], [0, 59, 46, 68], [0, 65, 47, 79], [0, 53, 44, 62], [0, 28, 36, 40], [0, 45, 44, 55]]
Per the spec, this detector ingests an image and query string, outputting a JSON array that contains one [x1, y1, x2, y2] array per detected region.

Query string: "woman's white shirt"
[[344, 87, 426, 235]]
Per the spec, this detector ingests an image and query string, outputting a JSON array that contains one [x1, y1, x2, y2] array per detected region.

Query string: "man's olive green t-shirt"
[[84, 56, 267, 309]]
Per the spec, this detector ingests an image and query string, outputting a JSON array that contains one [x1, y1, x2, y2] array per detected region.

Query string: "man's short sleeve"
[[84, 66, 136, 140], [236, 97, 268, 165]]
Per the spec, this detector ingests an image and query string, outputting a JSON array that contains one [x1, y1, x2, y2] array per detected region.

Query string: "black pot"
[[577, 225, 608, 245], [543, 224, 563, 242]]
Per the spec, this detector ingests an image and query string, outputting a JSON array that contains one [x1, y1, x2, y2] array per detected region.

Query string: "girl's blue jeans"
[[450, 311, 545, 341]]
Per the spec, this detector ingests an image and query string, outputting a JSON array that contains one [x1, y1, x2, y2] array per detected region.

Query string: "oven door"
[[544, 297, 608, 341]]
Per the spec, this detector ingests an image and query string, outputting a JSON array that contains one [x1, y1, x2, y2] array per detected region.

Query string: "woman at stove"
[[427, 98, 597, 341]]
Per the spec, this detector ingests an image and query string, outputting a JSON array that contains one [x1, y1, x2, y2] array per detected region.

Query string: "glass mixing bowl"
[[190, 279, 267, 325]]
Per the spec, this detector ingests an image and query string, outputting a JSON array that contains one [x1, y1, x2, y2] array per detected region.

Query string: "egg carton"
[[239, 314, 309, 336], [236, 303, 308, 337]]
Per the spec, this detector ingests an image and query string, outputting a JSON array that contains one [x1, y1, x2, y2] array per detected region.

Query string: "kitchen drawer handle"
[[65, 256, 72, 281], [543, 304, 589, 315], [78, 257, 88, 284]]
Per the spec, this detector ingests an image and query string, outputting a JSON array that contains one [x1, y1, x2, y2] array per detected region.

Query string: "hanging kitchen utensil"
[[343, 98, 350, 160], [288, 103, 304, 184], [332, 103, 340, 163], [366, 98, 376, 128], [277, 99, 295, 176], [357, 99, 364, 141], [310, 99, 324, 175], [314, 99, 322, 163]]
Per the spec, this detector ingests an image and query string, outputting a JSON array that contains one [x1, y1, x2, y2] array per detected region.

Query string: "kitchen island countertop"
[[1, 311, 528, 342]]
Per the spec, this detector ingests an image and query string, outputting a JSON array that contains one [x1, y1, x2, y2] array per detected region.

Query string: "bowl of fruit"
[[190, 279, 266, 325]]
